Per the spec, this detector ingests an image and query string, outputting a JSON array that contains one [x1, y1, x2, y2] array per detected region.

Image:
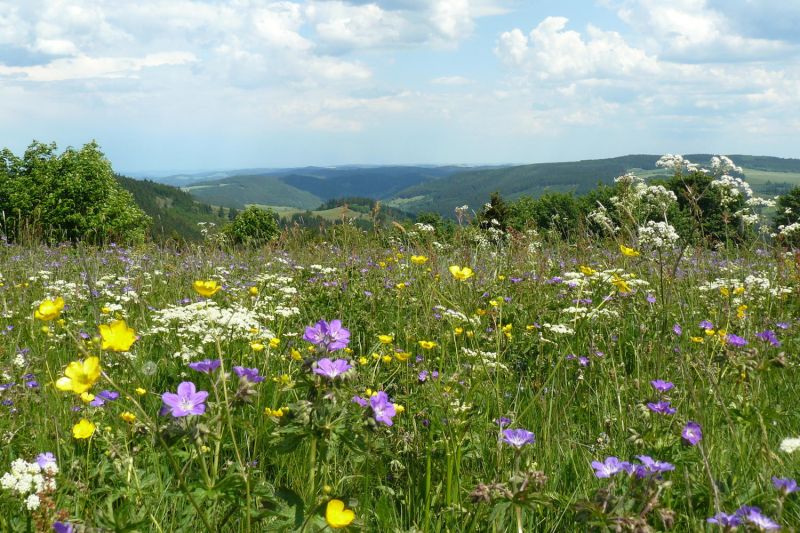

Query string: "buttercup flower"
[[325, 499, 355, 529], [619, 244, 640, 257], [410, 255, 428, 265], [193, 280, 221, 297], [98, 320, 137, 352], [72, 419, 96, 439], [449, 265, 474, 281], [55, 357, 101, 395], [34, 297, 64, 321], [161, 382, 209, 417]]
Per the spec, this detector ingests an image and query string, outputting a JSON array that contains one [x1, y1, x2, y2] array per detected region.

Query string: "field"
[[1, 228, 799, 531]]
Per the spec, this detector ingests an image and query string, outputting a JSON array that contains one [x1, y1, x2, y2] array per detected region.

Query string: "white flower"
[[25, 494, 40, 510], [638, 221, 679, 250], [780, 437, 800, 454]]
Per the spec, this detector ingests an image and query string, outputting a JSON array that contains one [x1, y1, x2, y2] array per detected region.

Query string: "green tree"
[[224, 206, 279, 246], [0, 141, 150, 243], [773, 186, 800, 247], [510, 192, 580, 240]]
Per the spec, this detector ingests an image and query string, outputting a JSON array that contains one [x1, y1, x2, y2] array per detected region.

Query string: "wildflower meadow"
[[2, 158, 800, 531]]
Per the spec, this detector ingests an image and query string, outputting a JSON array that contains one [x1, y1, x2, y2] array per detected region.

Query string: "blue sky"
[[1, 0, 799, 174]]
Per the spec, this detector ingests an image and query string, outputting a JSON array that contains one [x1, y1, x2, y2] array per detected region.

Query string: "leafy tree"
[[0, 141, 150, 243], [510, 192, 580, 240], [479, 191, 510, 230], [224, 206, 279, 246], [773, 186, 800, 246]]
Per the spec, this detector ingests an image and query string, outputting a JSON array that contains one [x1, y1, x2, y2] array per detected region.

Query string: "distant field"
[[248, 204, 371, 222]]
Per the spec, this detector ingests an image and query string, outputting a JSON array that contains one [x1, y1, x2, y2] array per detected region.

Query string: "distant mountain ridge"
[[128, 154, 800, 217]]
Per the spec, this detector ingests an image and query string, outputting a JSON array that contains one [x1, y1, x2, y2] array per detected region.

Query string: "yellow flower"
[[251, 342, 265, 352], [80, 392, 95, 404], [720, 287, 730, 297], [410, 255, 429, 265], [418, 340, 437, 350], [120, 412, 137, 423], [135, 387, 147, 395], [394, 404, 405, 414], [358, 356, 368, 365], [690, 336, 705, 343], [34, 297, 64, 321], [100, 306, 112, 314], [619, 244, 640, 257], [579, 266, 597, 276], [396, 283, 407, 290], [249, 286, 259, 296], [381, 355, 393, 364], [454, 327, 463, 336], [737, 305, 747, 319], [377, 334, 394, 344], [269, 337, 281, 349], [55, 357, 101, 395], [72, 419, 96, 439], [264, 407, 287, 418], [734, 286, 745, 295], [448, 265, 474, 281], [291, 348, 303, 361], [99, 319, 137, 352], [611, 275, 631, 293], [395, 351, 410, 362], [326, 499, 355, 529], [192, 280, 221, 297]]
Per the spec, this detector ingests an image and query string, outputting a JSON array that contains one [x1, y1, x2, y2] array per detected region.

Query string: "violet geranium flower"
[[650, 379, 674, 393], [647, 401, 677, 415], [313, 358, 352, 379], [772, 476, 798, 494], [591, 456, 629, 478], [188, 359, 221, 374], [681, 421, 702, 446], [89, 389, 119, 407], [161, 381, 209, 417], [303, 319, 351, 352], [501, 429, 535, 448], [370, 391, 396, 426], [233, 366, 265, 383]]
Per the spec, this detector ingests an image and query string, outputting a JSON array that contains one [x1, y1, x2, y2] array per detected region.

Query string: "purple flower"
[[188, 359, 221, 374], [370, 391, 397, 426], [161, 382, 209, 417], [351, 395, 368, 407], [725, 334, 747, 347], [313, 358, 352, 379], [776, 322, 790, 330], [736, 506, 780, 530], [647, 401, 677, 415], [303, 319, 351, 352], [495, 417, 512, 427], [233, 366, 265, 383], [591, 456, 629, 478], [772, 476, 798, 494], [635, 455, 674, 477], [672, 323, 682, 336], [756, 330, 781, 347], [646, 294, 656, 304], [501, 429, 535, 448], [681, 421, 702, 446], [89, 390, 119, 407], [706, 512, 742, 527], [36, 452, 56, 470], [699, 320, 714, 330], [650, 379, 674, 393], [52, 522, 74, 533]]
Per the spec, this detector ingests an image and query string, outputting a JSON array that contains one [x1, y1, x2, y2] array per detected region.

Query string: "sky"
[[1, 0, 799, 175]]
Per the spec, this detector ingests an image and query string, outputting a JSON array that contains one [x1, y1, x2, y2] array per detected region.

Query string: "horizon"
[[2, 1, 800, 172]]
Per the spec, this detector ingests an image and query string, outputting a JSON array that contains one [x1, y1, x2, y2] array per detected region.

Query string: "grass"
[[0, 228, 799, 531]]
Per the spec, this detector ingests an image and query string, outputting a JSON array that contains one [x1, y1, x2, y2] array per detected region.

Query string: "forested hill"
[[116, 176, 231, 241]]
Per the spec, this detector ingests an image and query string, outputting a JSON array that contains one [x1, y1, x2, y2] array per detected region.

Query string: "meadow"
[[1, 223, 799, 532]]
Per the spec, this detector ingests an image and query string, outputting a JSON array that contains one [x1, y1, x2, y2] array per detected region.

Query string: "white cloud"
[[611, 0, 794, 61], [0, 52, 196, 82], [496, 17, 658, 79]]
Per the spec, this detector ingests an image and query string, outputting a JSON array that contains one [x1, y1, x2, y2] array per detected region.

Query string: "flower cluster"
[[0, 454, 58, 510]]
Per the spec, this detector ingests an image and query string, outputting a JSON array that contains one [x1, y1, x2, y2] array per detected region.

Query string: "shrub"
[[225, 206, 280, 246]]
